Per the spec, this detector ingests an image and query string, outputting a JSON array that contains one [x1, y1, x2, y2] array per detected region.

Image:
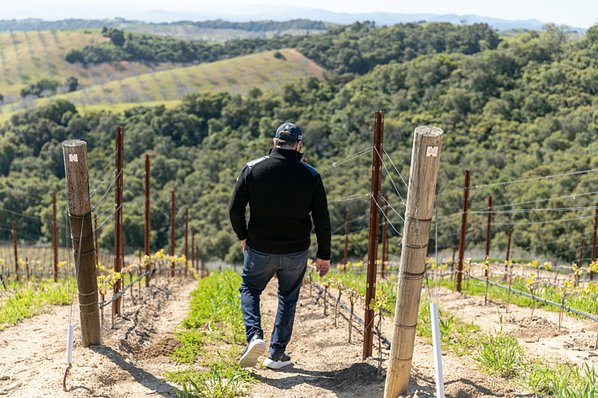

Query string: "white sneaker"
[[264, 353, 292, 370], [239, 335, 266, 368]]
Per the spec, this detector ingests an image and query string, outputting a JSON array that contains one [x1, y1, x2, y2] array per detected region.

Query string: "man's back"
[[229, 147, 331, 260]]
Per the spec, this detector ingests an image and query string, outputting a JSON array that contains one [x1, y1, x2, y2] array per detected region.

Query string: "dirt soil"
[[2, 273, 593, 397], [429, 286, 598, 369], [0, 277, 197, 398], [248, 280, 526, 398]]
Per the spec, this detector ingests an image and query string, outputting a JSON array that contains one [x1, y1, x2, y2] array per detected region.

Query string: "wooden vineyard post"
[[52, 191, 58, 282], [113, 126, 124, 316], [62, 140, 101, 346], [384, 126, 443, 398], [381, 195, 389, 279], [363, 110, 384, 359], [455, 169, 470, 292], [343, 212, 350, 265], [184, 208, 189, 276], [12, 221, 18, 282], [591, 203, 598, 281], [170, 190, 176, 277], [144, 153, 151, 286]]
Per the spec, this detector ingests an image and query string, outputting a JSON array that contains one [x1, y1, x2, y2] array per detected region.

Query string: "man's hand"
[[241, 239, 247, 254], [316, 258, 330, 277]]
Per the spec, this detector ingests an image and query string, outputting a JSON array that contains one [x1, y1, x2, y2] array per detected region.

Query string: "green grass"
[[165, 270, 253, 397], [0, 277, 74, 328], [476, 333, 525, 378]]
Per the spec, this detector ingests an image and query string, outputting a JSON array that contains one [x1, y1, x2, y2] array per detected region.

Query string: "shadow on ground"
[[88, 345, 183, 398], [256, 362, 386, 397]]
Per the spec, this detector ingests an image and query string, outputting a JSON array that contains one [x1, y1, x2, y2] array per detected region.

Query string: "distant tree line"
[[184, 19, 329, 32], [0, 18, 328, 33], [20, 76, 78, 99], [65, 22, 500, 77]]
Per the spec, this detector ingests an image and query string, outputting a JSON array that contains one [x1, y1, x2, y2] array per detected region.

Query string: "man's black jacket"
[[228, 148, 331, 260]]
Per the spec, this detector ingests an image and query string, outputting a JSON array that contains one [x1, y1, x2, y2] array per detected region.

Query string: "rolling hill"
[[0, 30, 180, 103], [2, 49, 325, 117]]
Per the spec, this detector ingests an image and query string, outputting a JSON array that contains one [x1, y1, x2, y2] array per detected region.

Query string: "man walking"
[[229, 122, 331, 369]]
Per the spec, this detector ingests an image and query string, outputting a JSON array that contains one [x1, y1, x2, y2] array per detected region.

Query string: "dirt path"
[[430, 286, 598, 369], [248, 280, 527, 398], [0, 277, 197, 397]]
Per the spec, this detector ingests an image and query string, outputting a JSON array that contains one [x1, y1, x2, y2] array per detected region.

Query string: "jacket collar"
[[269, 147, 304, 161]]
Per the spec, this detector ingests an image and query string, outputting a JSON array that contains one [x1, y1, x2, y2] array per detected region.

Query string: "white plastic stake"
[[430, 302, 445, 398], [66, 323, 74, 364]]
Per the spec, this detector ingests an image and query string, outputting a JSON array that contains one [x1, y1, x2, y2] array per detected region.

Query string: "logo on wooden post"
[[69, 154, 79, 162], [426, 146, 439, 157]]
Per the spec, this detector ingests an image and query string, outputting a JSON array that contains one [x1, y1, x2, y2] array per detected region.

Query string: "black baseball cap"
[[275, 122, 302, 141]]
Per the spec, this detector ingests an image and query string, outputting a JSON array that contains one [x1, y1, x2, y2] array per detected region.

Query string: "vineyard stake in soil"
[[455, 169, 470, 292], [144, 153, 150, 286], [62, 139, 101, 346], [343, 212, 350, 265], [505, 229, 513, 272], [113, 126, 124, 316], [184, 208, 189, 276], [363, 110, 384, 359], [384, 126, 443, 398], [170, 190, 176, 277], [485, 195, 492, 269], [52, 191, 58, 282], [192, 231, 196, 271], [579, 239, 585, 269], [591, 203, 597, 280], [12, 221, 18, 282]]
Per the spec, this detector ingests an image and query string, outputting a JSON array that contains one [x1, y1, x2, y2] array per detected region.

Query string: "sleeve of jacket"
[[229, 166, 250, 241], [311, 174, 331, 260]]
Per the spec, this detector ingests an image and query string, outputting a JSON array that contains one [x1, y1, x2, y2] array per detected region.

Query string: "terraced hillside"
[[5, 49, 325, 115], [0, 30, 179, 103]]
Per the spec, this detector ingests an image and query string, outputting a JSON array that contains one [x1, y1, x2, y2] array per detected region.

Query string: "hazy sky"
[[3, 0, 597, 28]]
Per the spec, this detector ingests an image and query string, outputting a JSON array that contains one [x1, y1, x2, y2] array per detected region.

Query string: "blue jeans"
[[239, 245, 308, 358]]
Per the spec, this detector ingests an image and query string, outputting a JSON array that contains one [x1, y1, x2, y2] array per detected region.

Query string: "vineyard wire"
[[371, 194, 402, 236], [320, 146, 373, 174], [0, 206, 43, 222], [383, 148, 409, 189], [468, 205, 597, 215], [93, 204, 123, 234], [374, 146, 406, 205], [88, 167, 117, 200], [90, 169, 121, 212], [440, 202, 597, 221], [466, 274, 598, 324], [470, 167, 598, 190], [328, 193, 370, 204], [440, 166, 598, 195], [479, 189, 598, 211], [492, 215, 596, 227]]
